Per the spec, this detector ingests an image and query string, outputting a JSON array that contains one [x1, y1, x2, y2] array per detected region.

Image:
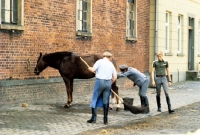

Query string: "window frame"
[[126, 0, 137, 41], [0, 0, 24, 30], [165, 12, 170, 53], [178, 15, 182, 53], [76, 0, 92, 37], [198, 21, 200, 54]]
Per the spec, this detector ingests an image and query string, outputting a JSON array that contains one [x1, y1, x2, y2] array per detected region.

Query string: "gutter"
[[154, 0, 158, 60], [150, 0, 158, 88]]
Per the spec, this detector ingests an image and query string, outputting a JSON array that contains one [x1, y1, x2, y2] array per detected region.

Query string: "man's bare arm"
[[151, 67, 155, 86]]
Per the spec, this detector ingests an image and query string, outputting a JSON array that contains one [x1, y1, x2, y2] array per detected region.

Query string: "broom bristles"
[[124, 103, 149, 114]]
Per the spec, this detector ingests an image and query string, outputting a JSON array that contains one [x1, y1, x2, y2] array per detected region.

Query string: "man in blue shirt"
[[87, 52, 117, 124], [117, 64, 150, 113]]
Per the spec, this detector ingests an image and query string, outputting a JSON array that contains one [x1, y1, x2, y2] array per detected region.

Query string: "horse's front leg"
[[63, 77, 72, 108]]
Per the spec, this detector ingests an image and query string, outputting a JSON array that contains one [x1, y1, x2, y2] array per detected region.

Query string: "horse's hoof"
[[116, 107, 121, 111], [64, 104, 70, 108]]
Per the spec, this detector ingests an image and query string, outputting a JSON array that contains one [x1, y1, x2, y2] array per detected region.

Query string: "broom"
[[110, 89, 149, 114], [79, 57, 149, 114]]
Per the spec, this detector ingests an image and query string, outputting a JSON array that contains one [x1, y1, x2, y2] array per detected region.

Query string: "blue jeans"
[[90, 79, 112, 108]]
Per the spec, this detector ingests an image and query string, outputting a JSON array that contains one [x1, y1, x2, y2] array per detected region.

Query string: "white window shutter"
[[126, 19, 130, 37], [79, 20, 82, 31], [77, 0, 83, 31], [79, 0, 82, 10], [5, 0, 11, 23], [132, 22, 134, 37], [78, 9, 82, 30], [198, 22, 200, 53], [126, 3, 129, 37], [78, 9, 82, 21]]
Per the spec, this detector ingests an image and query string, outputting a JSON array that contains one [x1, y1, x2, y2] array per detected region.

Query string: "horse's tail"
[[111, 58, 117, 69]]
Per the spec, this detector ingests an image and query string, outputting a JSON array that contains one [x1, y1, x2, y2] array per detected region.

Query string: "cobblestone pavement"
[[0, 81, 200, 135]]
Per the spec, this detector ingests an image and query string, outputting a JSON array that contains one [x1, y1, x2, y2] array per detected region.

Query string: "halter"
[[34, 54, 43, 74]]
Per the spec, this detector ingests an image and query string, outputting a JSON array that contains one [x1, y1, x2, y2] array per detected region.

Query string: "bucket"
[[123, 97, 134, 110]]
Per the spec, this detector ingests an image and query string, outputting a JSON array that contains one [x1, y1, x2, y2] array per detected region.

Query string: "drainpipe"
[[150, 0, 158, 88], [177, 69, 179, 82], [154, 0, 158, 60]]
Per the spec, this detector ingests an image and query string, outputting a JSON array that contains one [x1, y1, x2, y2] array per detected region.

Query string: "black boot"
[[103, 104, 109, 124], [140, 96, 145, 107], [156, 96, 161, 112], [166, 96, 175, 114], [87, 108, 97, 123], [143, 96, 150, 113]]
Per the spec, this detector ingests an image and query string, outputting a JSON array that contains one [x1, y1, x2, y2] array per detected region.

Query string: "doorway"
[[188, 17, 194, 70]]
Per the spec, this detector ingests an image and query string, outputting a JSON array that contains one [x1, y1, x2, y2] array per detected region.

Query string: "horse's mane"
[[43, 51, 76, 62]]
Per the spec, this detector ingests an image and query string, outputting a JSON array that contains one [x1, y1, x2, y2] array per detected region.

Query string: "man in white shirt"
[[87, 52, 117, 124]]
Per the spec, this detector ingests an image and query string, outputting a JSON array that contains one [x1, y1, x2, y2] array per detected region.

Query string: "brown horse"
[[34, 51, 120, 109]]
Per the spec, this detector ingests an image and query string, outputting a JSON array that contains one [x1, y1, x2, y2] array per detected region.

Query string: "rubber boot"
[[87, 108, 97, 123], [140, 96, 145, 107], [103, 104, 109, 124], [166, 96, 175, 114], [143, 96, 150, 113], [156, 96, 161, 112]]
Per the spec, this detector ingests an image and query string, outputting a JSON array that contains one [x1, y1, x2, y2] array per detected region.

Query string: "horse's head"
[[34, 52, 48, 75]]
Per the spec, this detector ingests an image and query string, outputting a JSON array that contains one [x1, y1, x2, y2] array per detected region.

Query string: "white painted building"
[[149, 0, 200, 83]]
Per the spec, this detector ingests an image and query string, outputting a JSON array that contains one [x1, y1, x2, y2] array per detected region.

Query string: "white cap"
[[103, 51, 112, 57]]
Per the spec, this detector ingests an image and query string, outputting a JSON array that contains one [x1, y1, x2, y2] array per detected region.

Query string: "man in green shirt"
[[151, 51, 175, 114]]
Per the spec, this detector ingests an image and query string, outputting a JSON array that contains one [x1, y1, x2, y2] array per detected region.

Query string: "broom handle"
[[111, 89, 124, 103], [80, 57, 123, 103], [80, 57, 90, 68]]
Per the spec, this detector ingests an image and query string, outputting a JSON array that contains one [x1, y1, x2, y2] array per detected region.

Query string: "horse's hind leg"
[[69, 79, 74, 105], [111, 83, 121, 111], [114, 86, 121, 111], [109, 93, 115, 110]]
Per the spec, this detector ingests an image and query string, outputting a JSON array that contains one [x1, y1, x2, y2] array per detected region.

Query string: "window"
[[0, 0, 24, 30], [165, 12, 170, 52], [1, 0, 17, 24], [198, 21, 200, 54], [178, 15, 182, 53], [76, 0, 92, 37], [126, 0, 137, 41]]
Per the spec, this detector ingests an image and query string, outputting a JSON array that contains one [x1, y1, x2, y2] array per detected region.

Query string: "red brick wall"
[[0, 0, 149, 80], [0, 78, 133, 105]]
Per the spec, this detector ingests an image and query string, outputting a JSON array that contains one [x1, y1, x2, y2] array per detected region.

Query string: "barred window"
[[76, 0, 92, 37], [1, 0, 18, 24], [77, 0, 87, 32], [126, 0, 137, 41]]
